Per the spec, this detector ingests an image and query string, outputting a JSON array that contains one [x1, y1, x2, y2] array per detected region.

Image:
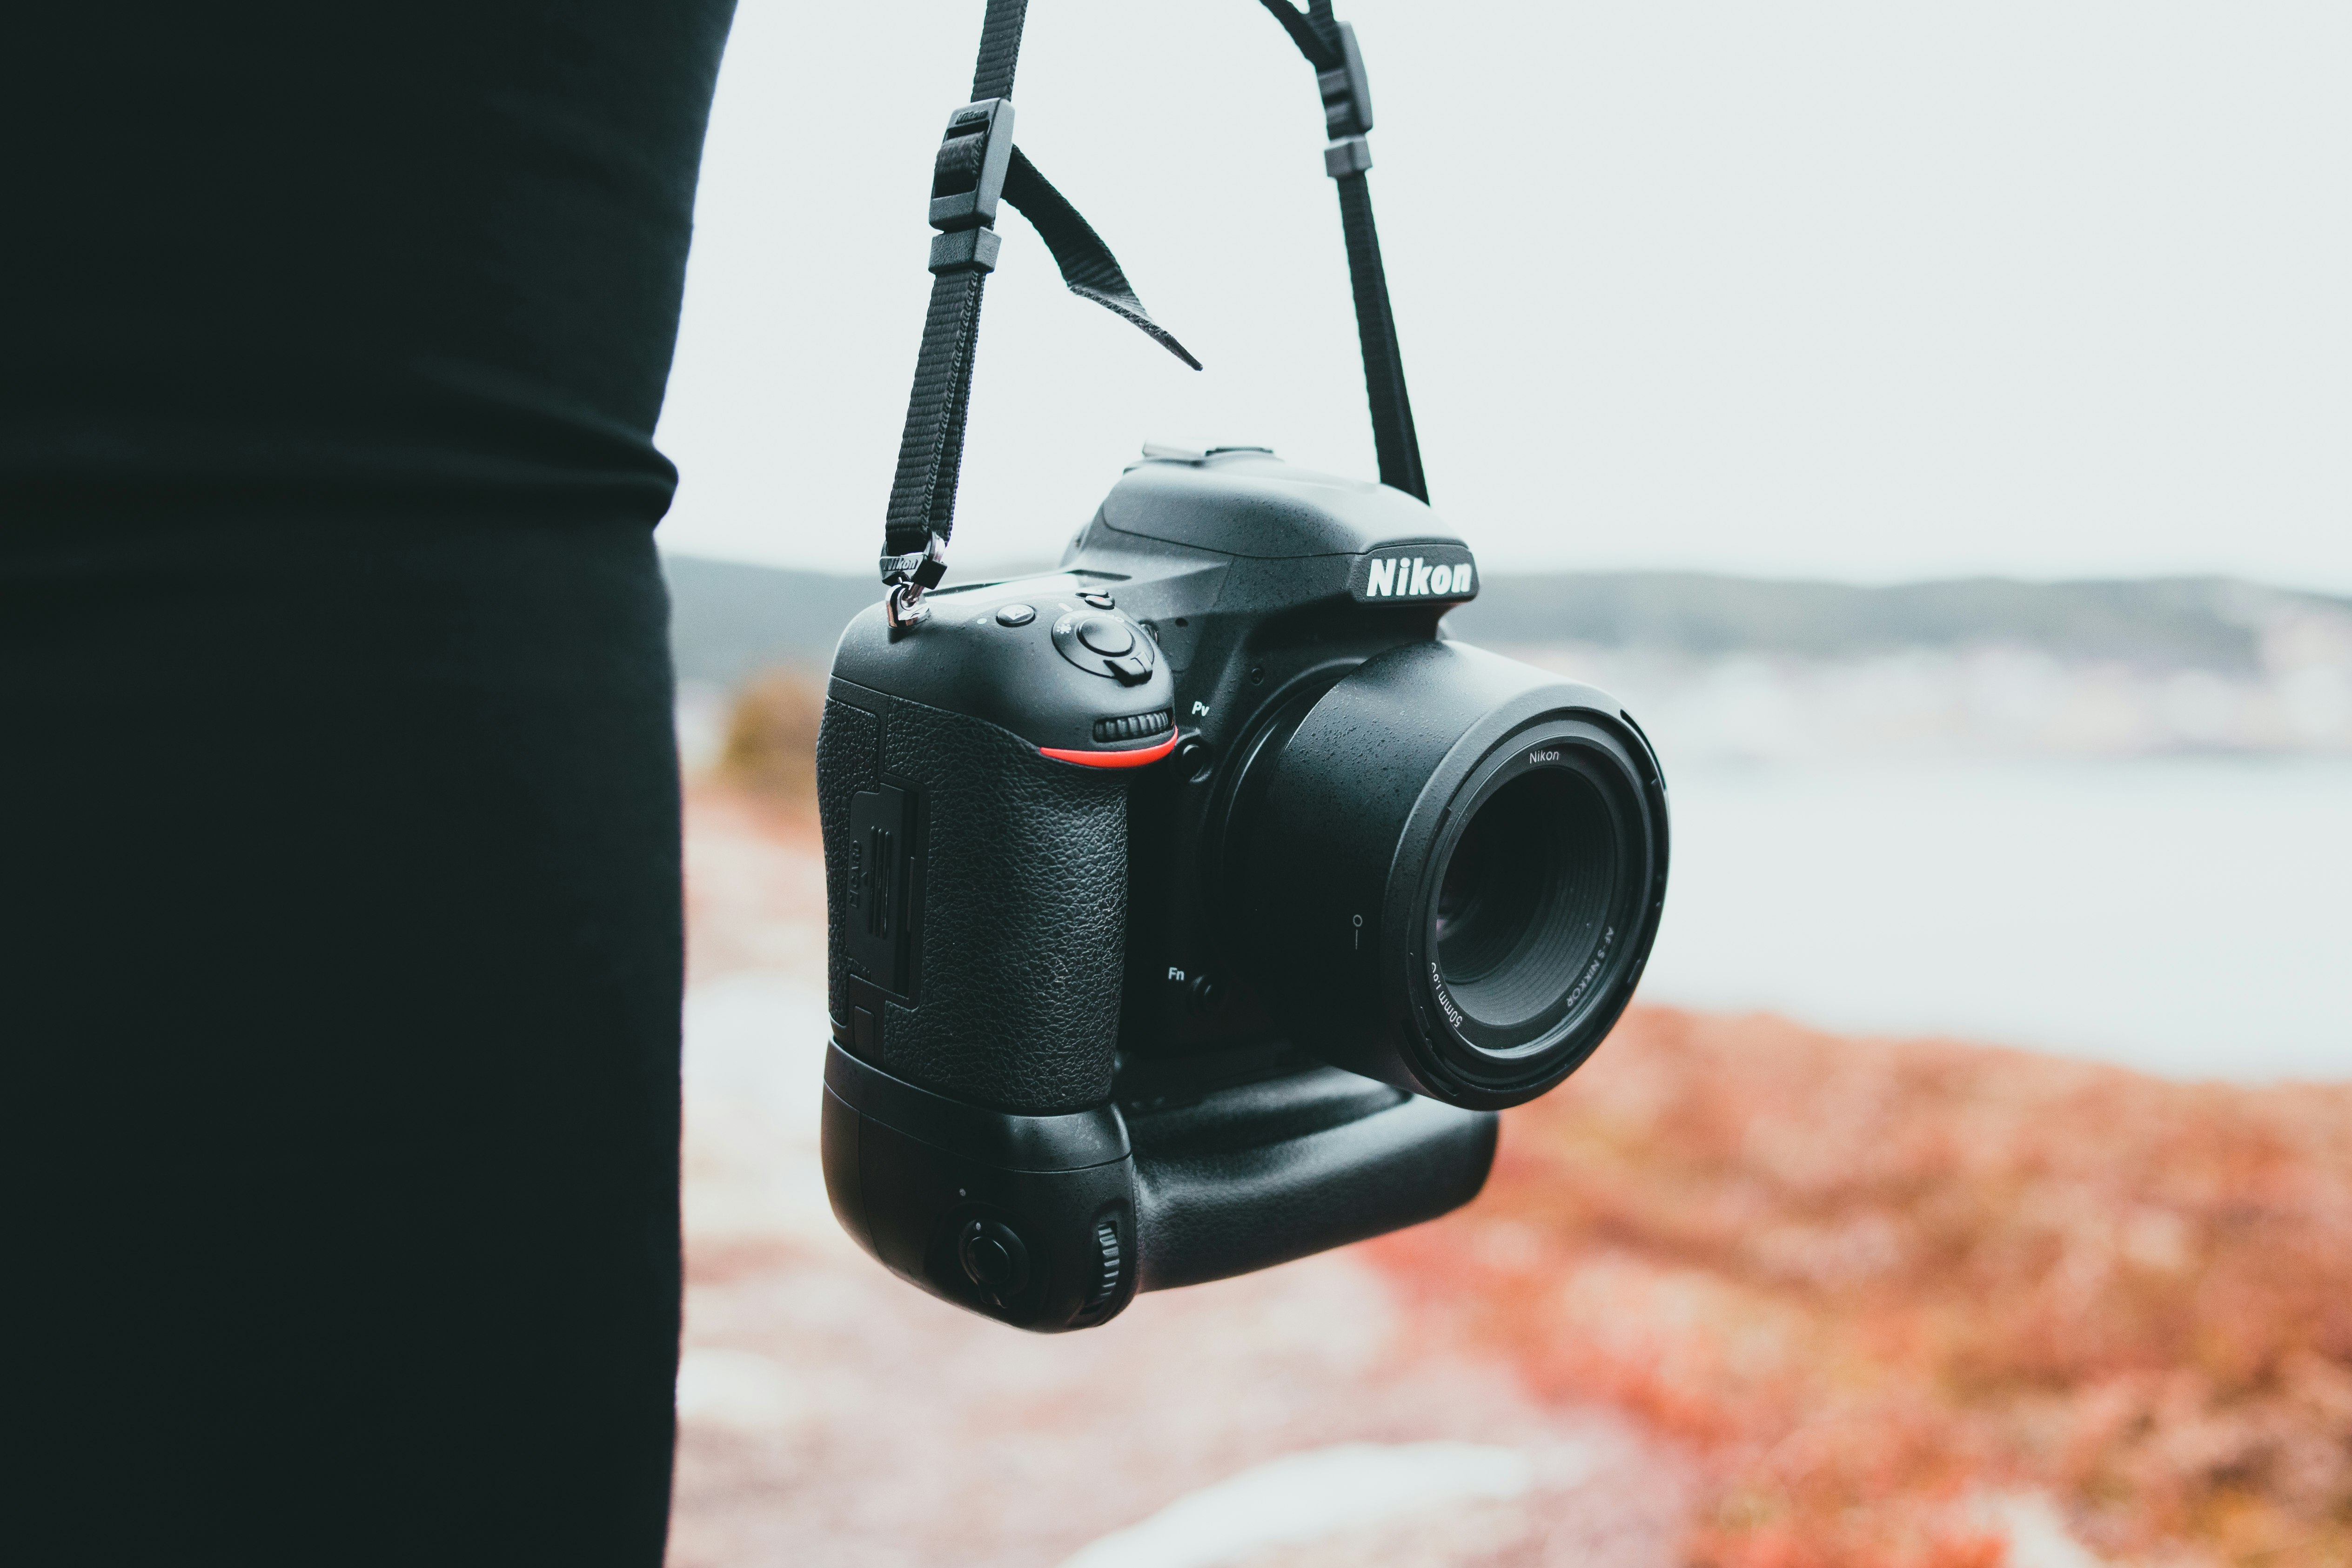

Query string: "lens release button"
[[1076, 616, 1135, 657]]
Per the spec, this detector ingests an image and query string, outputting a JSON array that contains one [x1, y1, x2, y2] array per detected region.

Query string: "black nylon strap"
[[1260, 0, 1340, 70], [1004, 149, 1200, 373], [969, 0, 1026, 101], [886, 1, 1427, 606], [884, 267, 989, 563], [882, 0, 1197, 601], [1259, 0, 1428, 503], [1334, 171, 1425, 501], [882, 2, 1025, 575]]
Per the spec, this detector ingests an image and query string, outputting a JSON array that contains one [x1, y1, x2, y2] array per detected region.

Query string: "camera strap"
[[879, 0, 1193, 625], [1258, 0, 1426, 504], [879, 0, 1424, 625]]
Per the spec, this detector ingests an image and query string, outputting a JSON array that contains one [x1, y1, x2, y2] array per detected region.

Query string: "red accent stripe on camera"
[[1038, 733, 1181, 769]]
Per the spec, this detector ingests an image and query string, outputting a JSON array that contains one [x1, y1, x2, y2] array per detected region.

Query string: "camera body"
[[819, 449, 1669, 1331]]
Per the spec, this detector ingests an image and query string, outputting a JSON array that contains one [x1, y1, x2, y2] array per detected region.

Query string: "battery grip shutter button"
[[1076, 616, 1135, 656], [1187, 973, 1220, 1013], [957, 1219, 1032, 1306]]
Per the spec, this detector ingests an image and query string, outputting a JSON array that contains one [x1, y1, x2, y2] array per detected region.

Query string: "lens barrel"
[[1223, 642, 1667, 1109]]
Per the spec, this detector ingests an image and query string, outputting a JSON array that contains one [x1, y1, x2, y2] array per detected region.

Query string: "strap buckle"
[[926, 98, 1017, 275], [1316, 21, 1374, 179], [1316, 22, 1374, 140], [881, 535, 949, 628]]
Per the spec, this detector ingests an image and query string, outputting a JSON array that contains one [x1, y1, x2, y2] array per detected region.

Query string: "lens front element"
[[1411, 724, 1649, 1094], [1435, 769, 1619, 1031]]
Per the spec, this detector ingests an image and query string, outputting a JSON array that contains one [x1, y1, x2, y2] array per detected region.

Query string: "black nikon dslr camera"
[[818, 2, 1669, 1333]]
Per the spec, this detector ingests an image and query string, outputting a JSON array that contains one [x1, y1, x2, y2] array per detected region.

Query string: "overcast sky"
[[654, 0, 2352, 591]]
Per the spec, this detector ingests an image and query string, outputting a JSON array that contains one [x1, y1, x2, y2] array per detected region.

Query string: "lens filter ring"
[[1220, 640, 1668, 1112], [1399, 716, 1656, 1099]]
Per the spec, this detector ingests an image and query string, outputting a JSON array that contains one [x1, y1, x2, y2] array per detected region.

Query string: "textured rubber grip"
[[820, 689, 1129, 1115], [1133, 1087, 1496, 1292]]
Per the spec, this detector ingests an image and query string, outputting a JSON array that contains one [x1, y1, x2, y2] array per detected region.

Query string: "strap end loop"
[[880, 538, 948, 591], [929, 228, 1003, 275], [1323, 136, 1373, 179]]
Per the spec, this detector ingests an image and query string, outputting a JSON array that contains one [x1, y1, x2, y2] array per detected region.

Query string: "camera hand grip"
[[1129, 1068, 1498, 1291], [820, 687, 1129, 1115]]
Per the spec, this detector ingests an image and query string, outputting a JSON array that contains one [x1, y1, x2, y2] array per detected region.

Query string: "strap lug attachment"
[[881, 535, 949, 629]]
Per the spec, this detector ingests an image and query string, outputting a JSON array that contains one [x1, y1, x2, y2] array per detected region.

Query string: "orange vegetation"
[[1367, 1008, 2352, 1568], [716, 670, 825, 807]]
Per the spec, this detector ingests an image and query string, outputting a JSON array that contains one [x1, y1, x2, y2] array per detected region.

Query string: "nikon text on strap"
[[879, 0, 1425, 625]]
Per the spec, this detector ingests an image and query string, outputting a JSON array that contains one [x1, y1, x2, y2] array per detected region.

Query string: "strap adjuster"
[[927, 98, 1018, 240], [1316, 22, 1374, 139]]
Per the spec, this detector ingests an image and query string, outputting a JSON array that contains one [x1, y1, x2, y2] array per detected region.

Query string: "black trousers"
[[3, 6, 736, 1562]]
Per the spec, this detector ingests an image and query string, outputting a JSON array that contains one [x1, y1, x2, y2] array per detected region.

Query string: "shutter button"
[[957, 1218, 1032, 1307], [1076, 616, 1135, 657]]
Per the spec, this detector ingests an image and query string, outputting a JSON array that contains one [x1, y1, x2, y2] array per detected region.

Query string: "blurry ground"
[[1377, 1012, 2352, 1568], [670, 788, 1693, 1568], [676, 699, 2352, 1568]]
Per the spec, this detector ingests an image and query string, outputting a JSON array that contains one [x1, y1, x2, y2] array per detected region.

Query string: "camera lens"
[[1221, 641, 1667, 1110], [1434, 770, 1617, 1029]]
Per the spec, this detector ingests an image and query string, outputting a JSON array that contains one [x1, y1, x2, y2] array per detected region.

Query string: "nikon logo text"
[[1361, 555, 1473, 599]]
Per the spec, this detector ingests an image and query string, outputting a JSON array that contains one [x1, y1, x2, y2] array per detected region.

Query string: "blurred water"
[[1639, 757, 2352, 1081]]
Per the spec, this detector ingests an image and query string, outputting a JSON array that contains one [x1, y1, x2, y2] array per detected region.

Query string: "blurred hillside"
[[1458, 574, 2352, 762], [664, 555, 2352, 761], [1445, 573, 2349, 670], [662, 554, 874, 689]]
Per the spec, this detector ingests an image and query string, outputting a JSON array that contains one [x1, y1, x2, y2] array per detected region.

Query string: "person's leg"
[[1, 4, 734, 1555], [1, 514, 684, 1563]]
